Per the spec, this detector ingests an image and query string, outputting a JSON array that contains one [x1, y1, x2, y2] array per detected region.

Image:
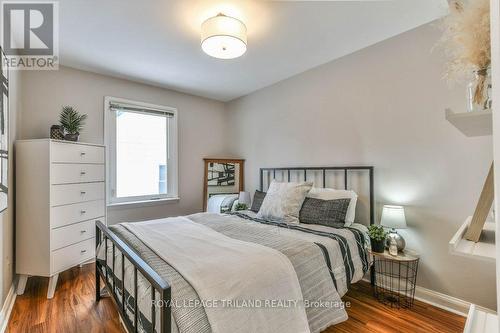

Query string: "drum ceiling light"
[[201, 13, 247, 59]]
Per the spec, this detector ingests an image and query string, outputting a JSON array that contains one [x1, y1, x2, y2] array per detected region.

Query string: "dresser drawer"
[[51, 164, 105, 184], [51, 219, 98, 250], [51, 142, 104, 164], [51, 182, 105, 206], [51, 200, 105, 228], [51, 238, 94, 274]]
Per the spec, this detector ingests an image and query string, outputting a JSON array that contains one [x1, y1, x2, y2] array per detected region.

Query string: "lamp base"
[[385, 230, 406, 252]]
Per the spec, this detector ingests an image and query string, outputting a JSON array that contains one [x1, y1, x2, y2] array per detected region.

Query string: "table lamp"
[[381, 205, 407, 252], [238, 191, 251, 208]]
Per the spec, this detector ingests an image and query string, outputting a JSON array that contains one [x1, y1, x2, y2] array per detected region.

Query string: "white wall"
[[20, 66, 229, 224], [226, 22, 496, 309]]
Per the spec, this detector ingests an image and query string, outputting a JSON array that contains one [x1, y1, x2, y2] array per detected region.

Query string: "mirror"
[[203, 158, 245, 212]]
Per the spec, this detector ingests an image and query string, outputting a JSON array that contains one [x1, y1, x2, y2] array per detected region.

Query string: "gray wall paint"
[[20, 66, 230, 224], [226, 23, 496, 309]]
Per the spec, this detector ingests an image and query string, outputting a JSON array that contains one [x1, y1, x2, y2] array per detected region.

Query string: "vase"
[[371, 239, 385, 253], [467, 67, 492, 112], [64, 133, 79, 141]]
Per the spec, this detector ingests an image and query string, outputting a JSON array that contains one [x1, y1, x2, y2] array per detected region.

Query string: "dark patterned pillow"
[[250, 190, 266, 212], [299, 197, 351, 227]]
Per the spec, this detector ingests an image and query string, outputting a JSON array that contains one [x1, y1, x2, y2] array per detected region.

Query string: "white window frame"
[[104, 96, 179, 206]]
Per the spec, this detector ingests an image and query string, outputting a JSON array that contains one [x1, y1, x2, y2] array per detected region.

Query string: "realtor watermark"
[[151, 299, 351, 310], [1, 1, 59, 70]]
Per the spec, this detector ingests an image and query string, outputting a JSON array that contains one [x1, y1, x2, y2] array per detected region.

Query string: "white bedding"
[[122, 217, 310, 333]]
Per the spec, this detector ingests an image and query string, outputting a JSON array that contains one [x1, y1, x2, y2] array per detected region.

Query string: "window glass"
[[115, 111, 167, 198]]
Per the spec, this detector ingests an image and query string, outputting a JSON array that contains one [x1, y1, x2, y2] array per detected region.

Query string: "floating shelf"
[[449, 216, 495, 262], [445, 109, 492, 137], [464, 304, 498, 333]]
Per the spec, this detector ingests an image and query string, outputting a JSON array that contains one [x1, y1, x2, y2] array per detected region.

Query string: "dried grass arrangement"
[[440, 0, 490, 81]]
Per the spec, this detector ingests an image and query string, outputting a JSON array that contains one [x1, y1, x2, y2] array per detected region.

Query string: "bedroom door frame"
[[489, 0, 500, 329]]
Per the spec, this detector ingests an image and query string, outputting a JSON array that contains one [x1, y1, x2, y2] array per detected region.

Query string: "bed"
[[95, 166, 375, 333]]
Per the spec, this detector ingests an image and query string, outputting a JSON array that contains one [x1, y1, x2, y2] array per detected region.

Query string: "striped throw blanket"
[[225, 212, 369, 295]]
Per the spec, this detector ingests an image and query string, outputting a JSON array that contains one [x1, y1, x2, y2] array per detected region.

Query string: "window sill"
[[107, 197, 180, 208]]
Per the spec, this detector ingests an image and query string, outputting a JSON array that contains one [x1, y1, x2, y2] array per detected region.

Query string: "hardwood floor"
[[7, 263, 465, 333], [332, 283, 466, 333], [7, 264, 122, 333]]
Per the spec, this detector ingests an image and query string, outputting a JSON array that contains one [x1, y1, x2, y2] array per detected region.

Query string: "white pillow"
[[257, 180, 313, 223], [307, 187, 358, 226]]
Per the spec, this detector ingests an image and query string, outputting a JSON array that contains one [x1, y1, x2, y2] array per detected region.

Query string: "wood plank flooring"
[[332, 283, 466, 333], [7, 263, 465, 332], [7, 264, 122, 333]]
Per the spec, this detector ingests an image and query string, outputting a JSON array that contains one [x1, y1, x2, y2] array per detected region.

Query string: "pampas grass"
[[440, 0, 490, 81]]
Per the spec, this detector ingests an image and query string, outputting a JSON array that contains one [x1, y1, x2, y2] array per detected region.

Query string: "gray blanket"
[[102, 212, 368, 333]]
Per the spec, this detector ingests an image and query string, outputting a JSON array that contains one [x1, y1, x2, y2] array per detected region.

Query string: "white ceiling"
[[59, 0, 449, 101]]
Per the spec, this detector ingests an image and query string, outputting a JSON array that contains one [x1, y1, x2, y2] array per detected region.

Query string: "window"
[[105, 97, 178, 205]]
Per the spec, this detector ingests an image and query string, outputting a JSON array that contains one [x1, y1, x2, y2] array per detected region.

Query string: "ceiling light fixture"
[[201, 13, 247, 59]]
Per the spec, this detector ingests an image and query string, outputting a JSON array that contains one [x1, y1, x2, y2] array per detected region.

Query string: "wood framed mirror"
[[203, 158, 245, 212]]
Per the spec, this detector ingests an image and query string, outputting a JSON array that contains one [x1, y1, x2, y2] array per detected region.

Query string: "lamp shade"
[[238, 191, 251, 206], [201, 13, 247, 59], [380, 205, 407, 229]]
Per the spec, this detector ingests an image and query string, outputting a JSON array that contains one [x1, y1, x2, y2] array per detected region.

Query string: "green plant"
[[59, 106, 87, 134], [367, 225, 387, 241], [235, 203, 248, 211]]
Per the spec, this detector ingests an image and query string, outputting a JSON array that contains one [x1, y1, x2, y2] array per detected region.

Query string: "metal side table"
[[368, 249, 419, 308]]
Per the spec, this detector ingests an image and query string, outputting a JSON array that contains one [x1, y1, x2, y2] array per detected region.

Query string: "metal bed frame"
[[260, 166, 374, 226], [95, 165, 375, 333], [95, 221, 171, 333]]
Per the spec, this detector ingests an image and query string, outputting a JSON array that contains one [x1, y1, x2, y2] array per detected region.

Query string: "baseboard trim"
[[413, 285, 470, 316], [361, 278, 493, 317], [0, 284, 16, 333]]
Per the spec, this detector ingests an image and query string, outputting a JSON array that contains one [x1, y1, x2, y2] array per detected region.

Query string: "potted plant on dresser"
[[368, 225, 387, 253], [59, 106, 87, 141]]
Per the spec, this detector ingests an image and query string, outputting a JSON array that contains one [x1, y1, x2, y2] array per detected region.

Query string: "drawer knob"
[[80, 249, 87, 254], [80, 210, 86, 214], [80, 191, 86, 195], [80, 152, 86, 156], [80, 230, 87, 233], [80, 171, 86, 175]]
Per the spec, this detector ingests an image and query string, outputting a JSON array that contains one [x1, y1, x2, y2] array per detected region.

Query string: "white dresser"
[[15, 139, 106, 298]]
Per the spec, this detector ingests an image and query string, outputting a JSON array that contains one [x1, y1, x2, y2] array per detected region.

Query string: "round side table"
[[368, 249, 420, 308]]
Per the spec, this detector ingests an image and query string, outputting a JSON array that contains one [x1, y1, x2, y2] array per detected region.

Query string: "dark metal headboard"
[[259, 166, 374, 226]]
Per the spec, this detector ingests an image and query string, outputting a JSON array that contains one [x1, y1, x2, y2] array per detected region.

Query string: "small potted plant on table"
[[59, 106, 87, 142], [368, 225, 387, 253]]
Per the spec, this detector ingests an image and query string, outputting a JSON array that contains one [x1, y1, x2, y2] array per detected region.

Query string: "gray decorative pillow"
[[299, 197, 351, 228], [250, 190, 266, 212], [220, 196, 238, 213], [257, 180, 313, 223]]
